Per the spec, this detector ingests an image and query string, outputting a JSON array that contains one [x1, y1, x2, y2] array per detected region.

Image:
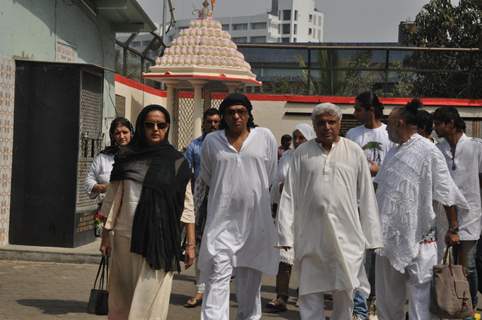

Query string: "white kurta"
[[375, 134, 468, 273], [437, 134, 482, 241], [198, 127, 279, 276], [85, 152, 114, 200], [277, 138, 383, 296]]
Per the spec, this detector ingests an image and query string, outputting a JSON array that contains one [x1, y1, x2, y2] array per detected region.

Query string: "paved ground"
[[0, 259, 301, 319]]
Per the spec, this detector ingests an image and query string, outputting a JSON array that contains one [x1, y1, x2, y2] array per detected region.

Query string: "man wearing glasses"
[[433, 106, 482, 311], [198, 93, 279, 320]]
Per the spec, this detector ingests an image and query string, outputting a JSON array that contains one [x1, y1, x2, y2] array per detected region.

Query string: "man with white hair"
[[277, 103, 383, 320]]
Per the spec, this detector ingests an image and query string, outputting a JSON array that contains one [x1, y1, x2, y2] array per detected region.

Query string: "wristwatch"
[[448, 226, 459, 234]]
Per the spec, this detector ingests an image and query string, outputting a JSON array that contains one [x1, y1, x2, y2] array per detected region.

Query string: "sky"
[[137, 0, 431, 42]]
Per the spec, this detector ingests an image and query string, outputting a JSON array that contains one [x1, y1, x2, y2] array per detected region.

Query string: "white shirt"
[[198, 127, 279, 275], [437, 134, 482, 240], [85, 152, 114, 199], [375, 134, 468, 273], [278, 138, 383, 295], [271, 149, 293, 205], [346, 123, 395, 166]]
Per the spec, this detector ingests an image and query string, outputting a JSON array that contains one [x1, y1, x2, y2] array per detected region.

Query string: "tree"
[[407, 0, 481, 98]]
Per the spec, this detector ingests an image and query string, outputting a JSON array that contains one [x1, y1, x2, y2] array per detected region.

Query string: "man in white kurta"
[[375, 106, 466, 320], [278, 103, 383, 320], [433, 106, 482, 308], [198, 93, 279, 320]]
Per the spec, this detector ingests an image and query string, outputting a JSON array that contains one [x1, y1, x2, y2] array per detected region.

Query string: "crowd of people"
[[85, 91, 482, 320]]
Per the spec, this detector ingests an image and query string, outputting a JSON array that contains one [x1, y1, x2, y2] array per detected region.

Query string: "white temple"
[[143, 0, 261, 142]]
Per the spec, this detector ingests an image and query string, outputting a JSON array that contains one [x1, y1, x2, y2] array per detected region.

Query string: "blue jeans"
[[353, 290, 368, 319], [454, 240, 478, 308]]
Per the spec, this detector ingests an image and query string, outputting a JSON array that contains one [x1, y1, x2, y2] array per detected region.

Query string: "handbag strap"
[[443, 246, 453, 266], [93, 255, 108, 290]]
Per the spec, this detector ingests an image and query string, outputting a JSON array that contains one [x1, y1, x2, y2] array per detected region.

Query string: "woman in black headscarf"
[[99, 105, 195, 320]]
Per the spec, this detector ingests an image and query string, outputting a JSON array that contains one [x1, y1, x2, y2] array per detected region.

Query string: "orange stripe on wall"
[[115, 74, 167, 98], [116, 74, 482, 107]]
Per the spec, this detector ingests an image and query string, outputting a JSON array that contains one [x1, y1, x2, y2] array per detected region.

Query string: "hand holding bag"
[[430, 246, 473, 318], [87, 255, 109, 315]]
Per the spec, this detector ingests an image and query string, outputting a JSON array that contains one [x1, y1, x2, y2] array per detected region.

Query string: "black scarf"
[[100, 145, 119, 155], [110, 141, 192, 272]]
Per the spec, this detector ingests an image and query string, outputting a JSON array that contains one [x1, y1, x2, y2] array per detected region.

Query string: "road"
[[0, 260, 301, 319]]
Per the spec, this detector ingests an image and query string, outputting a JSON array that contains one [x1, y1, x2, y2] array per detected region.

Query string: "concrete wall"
[[114, 77, 482, 146], [115, 77, 175, 139], [0, 0, 117, 133], [0, 0, 118, 245]]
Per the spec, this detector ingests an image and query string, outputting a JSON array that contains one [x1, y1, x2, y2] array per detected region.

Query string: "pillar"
[[189, 80, 207, 140], [163, 80, 178, 145]]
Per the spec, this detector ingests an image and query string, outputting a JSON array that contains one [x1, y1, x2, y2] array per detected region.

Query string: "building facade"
[[0, 0, 154, 246], [118, 0, 323, 47]]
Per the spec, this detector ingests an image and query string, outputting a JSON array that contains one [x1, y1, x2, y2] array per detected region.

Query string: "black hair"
[[416, 110, 433, 135], [432, 107, 466, 132], [132, 104, 171, 147], [203, 108, 220, 121], [109, 117, 133, 146], [218, 93, 256, 130], [281, 134, 292, 143], [399, 98, 422, 126], [355, 91, 384, 119]]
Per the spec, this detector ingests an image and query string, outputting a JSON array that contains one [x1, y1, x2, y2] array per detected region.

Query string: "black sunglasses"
[[144, 121, 168, 130]]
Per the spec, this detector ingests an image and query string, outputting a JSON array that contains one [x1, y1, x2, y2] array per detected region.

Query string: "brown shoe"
[[265, 297, 287, 313], [184, 295, 202, 308]]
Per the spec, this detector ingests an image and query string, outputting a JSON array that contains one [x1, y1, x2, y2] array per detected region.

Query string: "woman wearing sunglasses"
[[99, 105, 196, 320]]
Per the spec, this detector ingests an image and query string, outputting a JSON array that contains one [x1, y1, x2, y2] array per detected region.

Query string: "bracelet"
[[185, 243, 196, 248]]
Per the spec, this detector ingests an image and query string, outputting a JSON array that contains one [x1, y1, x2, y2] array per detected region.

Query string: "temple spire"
[[197, 0, 212, 19]]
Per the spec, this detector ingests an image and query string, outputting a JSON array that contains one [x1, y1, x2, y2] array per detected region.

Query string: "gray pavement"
[[0, 259, 300, 320]]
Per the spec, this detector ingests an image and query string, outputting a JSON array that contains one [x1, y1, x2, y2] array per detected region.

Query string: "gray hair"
[[311, 103, 343, 121]]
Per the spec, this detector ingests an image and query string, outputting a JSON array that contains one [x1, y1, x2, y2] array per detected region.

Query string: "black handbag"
[[87, 255, 109, 315]]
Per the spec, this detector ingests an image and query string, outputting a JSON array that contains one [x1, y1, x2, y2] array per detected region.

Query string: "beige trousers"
[[108, 235, 174, 320]]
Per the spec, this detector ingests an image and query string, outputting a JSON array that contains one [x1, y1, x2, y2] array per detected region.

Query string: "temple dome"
[[146, 16, 260, 85]]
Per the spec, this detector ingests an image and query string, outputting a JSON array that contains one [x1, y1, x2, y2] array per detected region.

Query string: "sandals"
[[184, 296, 202, 308], [265, 297, 288, 313]]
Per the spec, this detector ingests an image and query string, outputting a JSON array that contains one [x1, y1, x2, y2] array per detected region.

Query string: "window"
[[232, 37, 248, 43], [282, 24, 291, 34], [232, 23, 248, 31], [131, 41, 140, 47], [318, 16, 322, 26], [314, 16, 317, 25], [293, 38, 297, 43], [308, 28, 312, 36], [294, 10, 298, 21], [294, 24, 297, 35], [222, 24, 230, 31], [250, 36, 267, 43], [142, 40, 151, 47], [283, 10, 291, 20], [309, 14, 313, 22], [278, 25, 281, 33], [281, 37, 290, 43], [251, 22, 267, 30]]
